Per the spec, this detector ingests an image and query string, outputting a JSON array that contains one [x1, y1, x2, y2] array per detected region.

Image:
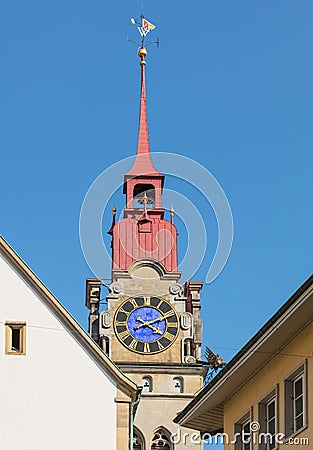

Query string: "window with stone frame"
[[5, 322, 26, 355], [172, 377, 183, 393], [133, 427, 145, 450], [142, 376, 152, 393], [151, 428, 172, 449]]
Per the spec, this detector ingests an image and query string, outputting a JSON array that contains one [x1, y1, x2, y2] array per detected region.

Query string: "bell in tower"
[[134, 188, 155, 209]]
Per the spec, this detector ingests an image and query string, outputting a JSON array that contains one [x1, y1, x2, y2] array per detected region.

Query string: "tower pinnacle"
[[126, 46, 161, 177], [137, 47, 150, 157]]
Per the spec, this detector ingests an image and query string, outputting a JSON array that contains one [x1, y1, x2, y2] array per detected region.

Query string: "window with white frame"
[[258, 387, 278, 450], [293, 374, 305, 431], [242, 418, 251, 450], [284, 362, 307, 438], [234, 410, 252, 450]]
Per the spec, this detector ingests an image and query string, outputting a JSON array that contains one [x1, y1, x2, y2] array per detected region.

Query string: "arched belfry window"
[[172, 377, 183, 393], [133, 427, 145, 450], [151, 428, 172, 450], [142, 376, 152, 393], [134, 184, 155, 209]]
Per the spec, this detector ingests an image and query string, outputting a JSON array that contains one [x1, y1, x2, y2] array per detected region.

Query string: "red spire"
[[126, 47, 162, 177], [137, 56, 150, 155], [112, 46, 178, 272]]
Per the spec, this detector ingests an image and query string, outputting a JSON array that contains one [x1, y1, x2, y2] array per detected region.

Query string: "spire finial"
[[143, 191, 148, 216], [138, 46, 147, 66], [107, 207, 117, 235], [170, 207, 174, 224]]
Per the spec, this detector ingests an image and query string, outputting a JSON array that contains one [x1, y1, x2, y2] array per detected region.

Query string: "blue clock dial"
[[114, 296, 179, 354], [127, 306, 166, 342]]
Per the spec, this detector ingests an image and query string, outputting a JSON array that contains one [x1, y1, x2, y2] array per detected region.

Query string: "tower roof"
[[125, 47, 163, 178]]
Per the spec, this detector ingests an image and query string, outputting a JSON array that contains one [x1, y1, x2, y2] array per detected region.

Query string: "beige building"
[[174, 275, 313, 449]]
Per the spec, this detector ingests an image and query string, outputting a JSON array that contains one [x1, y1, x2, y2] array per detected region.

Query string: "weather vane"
[[203, 346, 227, 383], [128, 9, 159, 49]]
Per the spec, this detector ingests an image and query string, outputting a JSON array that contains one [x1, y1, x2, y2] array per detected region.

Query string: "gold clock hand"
[[146, 316, 164, 326], [135, 317, 153, 330], [134, 317, 162, 334], [145, 324, 162, 334]]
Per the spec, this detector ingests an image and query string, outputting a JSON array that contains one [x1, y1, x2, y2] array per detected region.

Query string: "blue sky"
[[1, 1, 312, 445]]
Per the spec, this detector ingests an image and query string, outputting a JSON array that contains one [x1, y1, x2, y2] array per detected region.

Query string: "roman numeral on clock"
[[163, 310, 175, 319], [143, 342, 150, 353], [143, 296, 151, 305], [119, 330, 130, 340], [129, 339, 138, 350], [119, 308, 130, 316], [156, 341, 165, 351], [163, 331, 175, 341], [130, 298, 138, 308]]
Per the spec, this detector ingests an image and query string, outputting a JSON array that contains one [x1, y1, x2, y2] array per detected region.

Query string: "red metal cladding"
[[110, 51, 178, 273], [112, 217, 178, 272]]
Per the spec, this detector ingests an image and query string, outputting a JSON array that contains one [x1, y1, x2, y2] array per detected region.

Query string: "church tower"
[[86, 43, 207, 450]]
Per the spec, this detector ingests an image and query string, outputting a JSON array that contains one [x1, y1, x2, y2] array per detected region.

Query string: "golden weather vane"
[[203, 346, 227, 383]]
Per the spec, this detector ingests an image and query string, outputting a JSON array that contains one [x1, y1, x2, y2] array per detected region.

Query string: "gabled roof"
[[0, 236, 138, 401], [174, 274, 313, 432]]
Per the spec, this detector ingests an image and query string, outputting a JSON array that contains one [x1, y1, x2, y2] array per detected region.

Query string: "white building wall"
[[0, 254, 117, 450]]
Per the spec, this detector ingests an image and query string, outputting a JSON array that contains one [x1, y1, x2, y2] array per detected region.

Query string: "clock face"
[[114, 296, 179, 354]]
